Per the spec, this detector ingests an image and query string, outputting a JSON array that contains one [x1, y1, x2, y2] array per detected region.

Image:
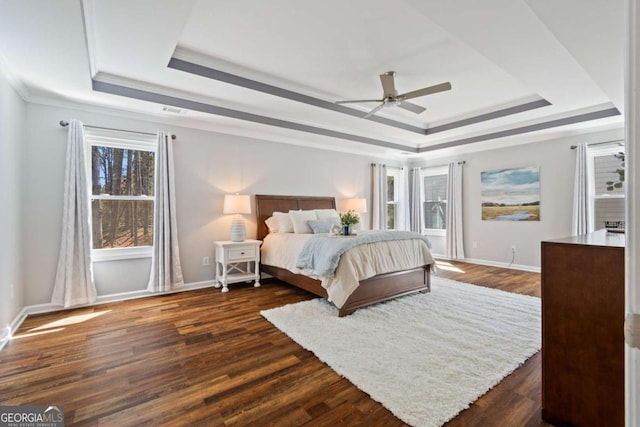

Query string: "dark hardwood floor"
[[0, 261, 550, 426]]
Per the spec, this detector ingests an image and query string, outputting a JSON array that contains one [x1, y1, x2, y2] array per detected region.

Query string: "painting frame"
[[481, 166, 540, 221]]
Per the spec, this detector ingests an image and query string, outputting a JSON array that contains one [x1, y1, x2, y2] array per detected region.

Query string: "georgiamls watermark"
[[0, 406, 64, 427]]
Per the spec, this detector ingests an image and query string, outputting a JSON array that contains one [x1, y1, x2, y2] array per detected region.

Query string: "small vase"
[[342, 225, 351, 236]]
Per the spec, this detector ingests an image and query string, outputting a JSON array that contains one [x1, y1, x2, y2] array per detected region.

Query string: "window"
[[387, 167, 404, 230], [85, 129, 157, 261], [589, 144, 625, 230], [422, 165, 448, 235]]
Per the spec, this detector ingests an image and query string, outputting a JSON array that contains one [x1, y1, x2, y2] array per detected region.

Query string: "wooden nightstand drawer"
[[228, 246, 256, 260]]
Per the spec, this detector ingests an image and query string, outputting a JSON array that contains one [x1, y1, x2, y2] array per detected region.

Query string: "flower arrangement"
[[339, 210, 360, 226]]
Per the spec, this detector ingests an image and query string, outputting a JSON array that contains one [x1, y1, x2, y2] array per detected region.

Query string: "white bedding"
[[261, 233, 435, 308]]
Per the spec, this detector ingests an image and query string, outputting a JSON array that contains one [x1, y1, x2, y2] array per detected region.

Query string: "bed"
[[256, 194, 434, 316]]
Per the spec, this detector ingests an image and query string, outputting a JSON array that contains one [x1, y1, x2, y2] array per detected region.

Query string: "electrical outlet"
[[202, 256, 210, 266], [472, 241, 478, 249], [511, 245, 516, 253]]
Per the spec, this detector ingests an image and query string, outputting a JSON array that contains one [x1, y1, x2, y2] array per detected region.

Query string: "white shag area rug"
[[261, 276, 541, 427]]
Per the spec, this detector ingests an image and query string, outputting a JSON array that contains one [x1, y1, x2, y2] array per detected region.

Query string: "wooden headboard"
[[255, 195, 336, 240]]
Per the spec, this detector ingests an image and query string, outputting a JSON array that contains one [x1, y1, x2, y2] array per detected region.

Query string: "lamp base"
[[230, 218, 246, 242]]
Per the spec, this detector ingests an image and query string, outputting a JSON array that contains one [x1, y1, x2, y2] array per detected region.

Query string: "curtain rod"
[[418, 161, 466, 169], [371, 163, 404, 170], [570, 139, 623, 150], [59, 120, 176, 140]]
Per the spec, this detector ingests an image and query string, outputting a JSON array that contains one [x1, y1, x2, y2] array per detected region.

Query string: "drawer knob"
[[240, 251, 245, 255]]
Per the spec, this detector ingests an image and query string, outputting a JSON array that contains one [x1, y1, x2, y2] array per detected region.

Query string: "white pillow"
[[273, 212, 294, 233], [315, 209, 339, 219], [289, 210, 318, 234], [265, 216, 279, 233]]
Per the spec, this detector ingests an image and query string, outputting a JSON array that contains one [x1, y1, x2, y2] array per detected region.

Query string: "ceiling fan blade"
[[335, 99, 383, 104], [397, 101, 426, 115], [379, 72, 397, 97], [362, 102, 386, 119], [399, 82, 452, 101]]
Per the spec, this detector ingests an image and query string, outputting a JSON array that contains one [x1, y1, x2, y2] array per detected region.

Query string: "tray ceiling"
[[0, 0, 624, 157]]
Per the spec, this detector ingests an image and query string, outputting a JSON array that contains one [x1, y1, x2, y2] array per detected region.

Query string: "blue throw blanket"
[[296, 230, 432, 277]]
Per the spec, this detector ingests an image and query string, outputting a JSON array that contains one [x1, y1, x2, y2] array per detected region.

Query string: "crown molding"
[[0, 52, 31, 101]]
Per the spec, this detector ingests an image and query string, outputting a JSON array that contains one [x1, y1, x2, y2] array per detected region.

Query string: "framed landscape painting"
[[481, 166, 540, 221]]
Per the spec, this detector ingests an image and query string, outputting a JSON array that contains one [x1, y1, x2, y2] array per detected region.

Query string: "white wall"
[[0, 70, 25, 336], [17, 98, 625, 308], [21, 102, 383, 305], [413, 128, 624, 269]]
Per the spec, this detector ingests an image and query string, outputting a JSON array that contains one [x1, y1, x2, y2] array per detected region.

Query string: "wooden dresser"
[[541, 230, 625, 427]]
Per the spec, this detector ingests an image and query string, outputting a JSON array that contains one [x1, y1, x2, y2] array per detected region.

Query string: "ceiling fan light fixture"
[[335, 71, 451, 119]]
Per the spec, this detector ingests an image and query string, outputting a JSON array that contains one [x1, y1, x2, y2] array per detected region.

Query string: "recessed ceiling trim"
[[418, 107, 621, 152], [92, 80, 417, 153], [93, 79, 620, 155], [426, 99, 552, 134], [168, 57, 555, 138], [167, 57, 425, 134]]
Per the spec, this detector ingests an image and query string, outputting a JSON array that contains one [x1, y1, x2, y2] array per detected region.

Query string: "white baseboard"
[[0, 328, 8, 352], [0, 307, 29, 352], [441, 256, 541, 273], [0, 280, 216, 352]]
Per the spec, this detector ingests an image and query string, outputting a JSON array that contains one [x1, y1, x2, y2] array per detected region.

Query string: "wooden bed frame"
[[256, 194, 431, 316]]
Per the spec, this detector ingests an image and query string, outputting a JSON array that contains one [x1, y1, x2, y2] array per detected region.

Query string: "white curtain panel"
[[400, 168, 411, 231], [572, 143, 591, 235], [147, 132, 184, 292], [51, 120, 97, 308], [409, 167, 423, 233], [446, 162, 465, 259], [372, 163, 388, 230]]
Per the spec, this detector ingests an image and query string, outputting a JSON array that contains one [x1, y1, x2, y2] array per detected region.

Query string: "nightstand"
[[214, 240, 261, 292]]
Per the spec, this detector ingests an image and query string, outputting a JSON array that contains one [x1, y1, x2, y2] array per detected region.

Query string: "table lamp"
[[223, 194, 251, 242], [342, 198, 367, 214]]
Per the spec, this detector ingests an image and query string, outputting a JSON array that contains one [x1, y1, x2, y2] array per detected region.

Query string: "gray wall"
[[413, 128, 624, 268], [0, 70, 25, 336], [9, 96, 626, 313], [21, 102, 381, 305]]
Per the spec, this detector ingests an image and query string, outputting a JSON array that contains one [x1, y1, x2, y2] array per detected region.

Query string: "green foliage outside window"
[[605, 152, 625, 191]]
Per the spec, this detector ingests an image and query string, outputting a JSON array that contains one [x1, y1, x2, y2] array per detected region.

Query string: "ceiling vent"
[[162, 106, 186, 114]]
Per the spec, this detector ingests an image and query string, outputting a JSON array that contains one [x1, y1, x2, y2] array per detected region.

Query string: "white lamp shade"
[[342, 198, 367, 213], [223, 194, 251, 214]]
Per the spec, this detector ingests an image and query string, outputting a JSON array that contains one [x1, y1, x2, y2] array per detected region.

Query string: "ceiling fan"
[[335, 71, 451, 119]]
